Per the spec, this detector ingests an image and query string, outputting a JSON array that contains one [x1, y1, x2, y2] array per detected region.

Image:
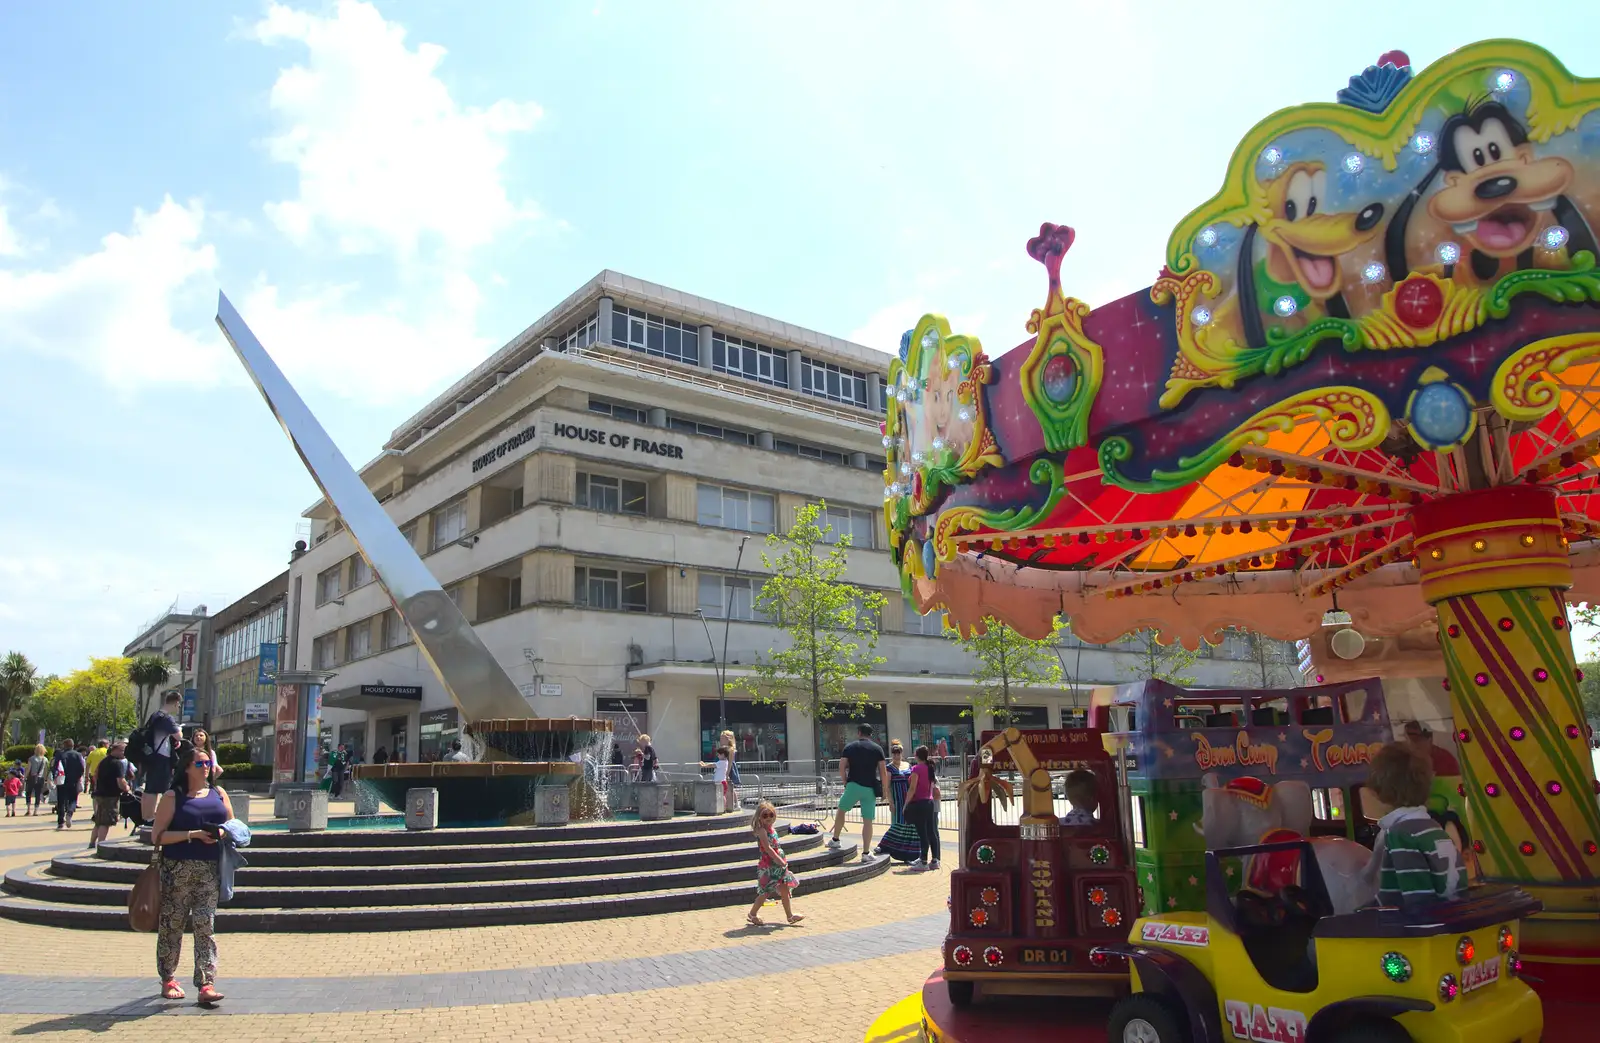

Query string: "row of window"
[[612, 307, 702, 366], [317, 552, 374, 606], [214, 607, 285, 670]]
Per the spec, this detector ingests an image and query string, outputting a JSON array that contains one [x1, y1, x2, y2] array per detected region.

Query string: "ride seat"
[[1204, 712, 1238, 728], [1233, 890, 1321, 993], [1300, 707, 1336, 725]]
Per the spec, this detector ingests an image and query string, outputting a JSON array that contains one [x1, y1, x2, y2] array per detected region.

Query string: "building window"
[[400, 521, 418, 548], [800, 357, 869, 408], [576, 472, 647, 515], [350, 555, 372, 589], [445, 583, 466, 608], [588, 397, 648, 424], [348, 622, 372, 659], [382, 610, 409, 649], [557, 314, 598, 352], [670, 415, 754, 445], [903, 597, 947, 637], [312, 633, 340, 669], [610, 306, 700, 365], [809, 503, 877, 550], [697, 484, 775, 533], [711, 333, 788, 387], [575, 566, 647, 612], [316, 565, 342, 606], [432, 499, 468, 550], [698, 574, 767, 622]]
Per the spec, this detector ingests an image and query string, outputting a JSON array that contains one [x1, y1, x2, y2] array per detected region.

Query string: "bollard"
[[229, 792, 251, 824], [693, 779, 721, 816], [637, 781, 674, 821], [285, 789, 329, 832], [405, 788, 438, 830], [534, 785, 570, 826]]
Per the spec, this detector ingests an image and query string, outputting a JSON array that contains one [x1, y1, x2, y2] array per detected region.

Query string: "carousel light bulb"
[[1362, 261, 1387, 284], [899, 462, 912, 475], [932, 438, 946, 451], [1273, 295, 1298, 317], [911, 451, 925, 464], [920, 328, 940, 352], [1343, 152, 1365, 175], [947, 355, 962, 370], [881, 435, 892, 447], [1492, 69, 1517, 93], [957, 406, 974, 422], [1411, 132, 1435, 155], [1191, 305, 1213, 327], [1262, 145, 1284, 166], [1543, 226, 1571, 250], [1197, 226, 1219, 248], [1437, 241, 1462, 265]]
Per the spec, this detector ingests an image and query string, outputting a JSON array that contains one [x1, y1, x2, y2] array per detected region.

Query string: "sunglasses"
[[193, 757, 212, 767]]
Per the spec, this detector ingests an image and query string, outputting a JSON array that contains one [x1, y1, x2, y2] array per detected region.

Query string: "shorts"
[[4, 795, 14, 806], [838, 781, 879, 822], [142, 758, 172, 795], [92, 795, 120, 827]]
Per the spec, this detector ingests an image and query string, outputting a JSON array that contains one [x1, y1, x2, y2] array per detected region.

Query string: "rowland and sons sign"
[[472, 418, 682, 473]]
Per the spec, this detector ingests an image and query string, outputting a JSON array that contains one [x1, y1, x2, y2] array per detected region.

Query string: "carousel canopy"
[[886, 40, 1600, 649]]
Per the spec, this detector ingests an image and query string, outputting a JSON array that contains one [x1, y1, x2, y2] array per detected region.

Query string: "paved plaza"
[[0, 810, 947, 1040]]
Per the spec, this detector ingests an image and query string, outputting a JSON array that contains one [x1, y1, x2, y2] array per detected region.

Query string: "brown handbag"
[[127, 853, 161, 932]]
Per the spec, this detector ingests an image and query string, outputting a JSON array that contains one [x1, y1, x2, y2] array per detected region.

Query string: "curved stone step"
[[3, 840, 853, 909], [0, 847, 885, 931], [54, 833, 820, 887], [94, 819, 778, 867], [200, 813, 773, 849]]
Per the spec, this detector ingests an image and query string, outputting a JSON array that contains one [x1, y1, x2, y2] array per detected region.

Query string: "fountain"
[[214, 295, 615, 826]]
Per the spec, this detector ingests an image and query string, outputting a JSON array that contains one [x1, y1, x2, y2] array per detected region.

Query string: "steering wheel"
[[1279, 884, 1320, 921], [1235, 888, 1284, 929]]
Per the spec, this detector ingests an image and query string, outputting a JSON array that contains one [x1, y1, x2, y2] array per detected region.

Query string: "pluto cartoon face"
[[1427, 99, 1574, 259], [1259, 162, 1386, 302]]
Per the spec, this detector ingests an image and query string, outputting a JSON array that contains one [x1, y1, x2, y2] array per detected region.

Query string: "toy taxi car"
[[1095, 840, 1542, 1043]]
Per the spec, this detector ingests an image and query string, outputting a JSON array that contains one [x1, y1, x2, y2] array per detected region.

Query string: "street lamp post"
[[694, 535, 752, 757]]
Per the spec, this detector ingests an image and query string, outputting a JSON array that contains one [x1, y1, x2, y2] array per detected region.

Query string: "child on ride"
[[1061, 769, 1098, 826], [1364, 742, 1467, 908]]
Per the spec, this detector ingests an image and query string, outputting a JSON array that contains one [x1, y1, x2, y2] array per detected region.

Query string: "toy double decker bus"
[[1088, 677, 1469, 917], [942, 726, 1138, 1005]]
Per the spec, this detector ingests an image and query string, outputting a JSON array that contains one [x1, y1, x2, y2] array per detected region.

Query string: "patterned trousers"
[[156, 858, 219, 987]]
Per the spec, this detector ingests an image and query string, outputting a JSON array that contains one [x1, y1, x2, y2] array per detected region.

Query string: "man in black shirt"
[[51, 739, 87, 830], [90, 739, 133, 850], [140, 691, 182, 824], [828, 723, 889, 860]]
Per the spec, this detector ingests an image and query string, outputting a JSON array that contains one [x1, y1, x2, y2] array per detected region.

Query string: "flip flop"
[[161, 981, 184, 1000], [197, 984, 224, 1005]]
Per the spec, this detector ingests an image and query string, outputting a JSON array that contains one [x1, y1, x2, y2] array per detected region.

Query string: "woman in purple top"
[[150, 741, 235, 1005], [902, 746, 942, 870]]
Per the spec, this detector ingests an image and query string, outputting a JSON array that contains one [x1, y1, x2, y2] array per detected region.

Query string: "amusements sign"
[[979, 728, 1107, 770], [1132, 726, 1388, 784]]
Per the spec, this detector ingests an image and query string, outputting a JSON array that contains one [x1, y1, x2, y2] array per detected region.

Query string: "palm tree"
[[0, 652, 37, 744], [128, 655, 173, 722]]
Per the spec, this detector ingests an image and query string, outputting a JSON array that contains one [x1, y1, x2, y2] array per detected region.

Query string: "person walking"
[[150, 742, 234, 1005], [51, 739, 87, 830], [746, 801, 803, 927], [140, 691, 183, 825], [827, 723, 890, 860], [443, 740, 470, 763], [89, 740, 133, 850], [903, 745, 943, 870], [874, 740, 922, 862], [24, 744, 47, 816], [720, 730, 740, 812]]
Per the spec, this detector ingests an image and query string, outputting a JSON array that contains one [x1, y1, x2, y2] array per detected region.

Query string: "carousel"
[[867, 40, 1599, 1043]]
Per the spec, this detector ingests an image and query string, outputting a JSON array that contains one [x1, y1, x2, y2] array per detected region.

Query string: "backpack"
[[125, 724, 148, 769]]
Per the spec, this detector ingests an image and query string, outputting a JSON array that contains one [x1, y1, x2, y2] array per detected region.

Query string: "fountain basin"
[[353, 761, 582, 826], [469, 716, 614, 762]]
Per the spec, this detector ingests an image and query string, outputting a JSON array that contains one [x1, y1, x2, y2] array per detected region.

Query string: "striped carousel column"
[[1413, 485, 1600, 1002]]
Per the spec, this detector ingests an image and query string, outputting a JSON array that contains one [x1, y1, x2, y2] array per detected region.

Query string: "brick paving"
[[0, 809, 949, 1038]]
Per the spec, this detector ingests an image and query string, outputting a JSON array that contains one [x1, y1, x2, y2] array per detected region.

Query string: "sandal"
[[787, 914, 806, 925], [161, 980, 184, 1000], [746, 914, 765, 926], [197, 984, 224, 1005]]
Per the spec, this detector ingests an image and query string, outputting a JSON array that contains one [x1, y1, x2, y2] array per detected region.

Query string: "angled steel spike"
[[215, 291, 534, 722]]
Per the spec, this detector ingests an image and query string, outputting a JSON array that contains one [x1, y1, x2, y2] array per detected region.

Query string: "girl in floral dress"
[[746, 801, 804, 927]]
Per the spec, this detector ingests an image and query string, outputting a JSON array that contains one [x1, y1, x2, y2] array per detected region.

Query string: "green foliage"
[[0, 652, 39, 745], [20, 657, 137, 744], [128, 654, 173, 718], [727, 501, 887, 762], [4, 744, 38, 764], [948, 616, 1065, 723], [217, 762, 271, 781], [216, 743, 250, 764], [1122, 628, 1201, 686], [1227, 628, 1303, 689], [1579, 661, 1600, 723]]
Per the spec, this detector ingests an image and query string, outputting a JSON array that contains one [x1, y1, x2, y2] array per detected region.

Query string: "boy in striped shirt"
[[1364, 742, 1467, 908]]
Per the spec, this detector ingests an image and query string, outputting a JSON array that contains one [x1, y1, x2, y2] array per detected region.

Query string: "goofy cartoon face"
[[1427, 99, 1573, 260], [1259, 162, 1387, 302]]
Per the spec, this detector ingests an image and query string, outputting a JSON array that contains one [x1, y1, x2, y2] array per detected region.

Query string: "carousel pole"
[[1412, 484, 1600, 1001]]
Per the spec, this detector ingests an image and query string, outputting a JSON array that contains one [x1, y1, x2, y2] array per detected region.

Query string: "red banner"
[[273, 683, 298, 781], [179, 632, 196, 671]]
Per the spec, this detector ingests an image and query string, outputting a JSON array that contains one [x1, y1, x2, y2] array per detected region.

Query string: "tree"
[[1580, 661, 1600, 725], [949, 616, 1065, 725], [727, 501, 887, 772], [21, 657, 138, 744], [128, 654, 173, 720], [1228, 628, 1303, 689], [0, 652, 38, 744], [1122, 628, 1201, 686]]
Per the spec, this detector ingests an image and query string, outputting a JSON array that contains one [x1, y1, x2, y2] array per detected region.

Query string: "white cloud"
[[849, 298, 990, 360], [0, 204, 19, 257], [0, 196, 229, 390], [237, 269, 489, 404], [250, 0, 542, 258]]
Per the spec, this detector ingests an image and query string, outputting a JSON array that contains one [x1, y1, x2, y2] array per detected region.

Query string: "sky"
[[3, 1, 1599, 674]]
